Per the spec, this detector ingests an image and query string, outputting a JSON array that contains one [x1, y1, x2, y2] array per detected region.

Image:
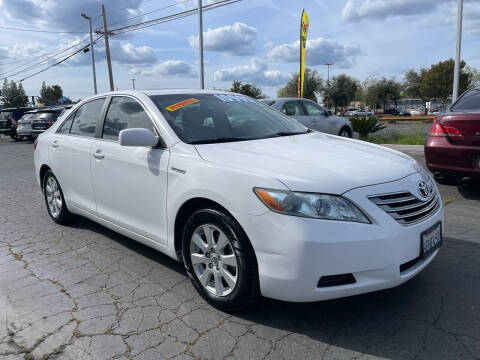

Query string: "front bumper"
[[234, 174, 444, 302], [425, 136, 480, 178]]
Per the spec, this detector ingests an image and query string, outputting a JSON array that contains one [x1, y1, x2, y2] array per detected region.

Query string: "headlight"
[[254, 188, 370, 223]]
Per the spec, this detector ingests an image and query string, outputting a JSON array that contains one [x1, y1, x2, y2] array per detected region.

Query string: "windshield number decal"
[[214, 94, 255, 103], [165, 98, 199, 111]]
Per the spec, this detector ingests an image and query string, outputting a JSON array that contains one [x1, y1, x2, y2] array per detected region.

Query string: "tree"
[[1, 79, 10, 107], [277, 68, 322, 101], [421, 59, 472, 107], [404, 68, 429, 104], [364, 77, 401, 110], [350, 116, 385, 140], [230, 81, 265, 99], [0, 79, 27, 108], [321, 74, 358, 112], [38, 82, 63, 106]]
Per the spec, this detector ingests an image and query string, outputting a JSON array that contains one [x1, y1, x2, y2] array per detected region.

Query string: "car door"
[[48, 98, 107, 213], [90, 96, 170, 245], [301, 100, 337, 134], [280, 100, 311, 127]]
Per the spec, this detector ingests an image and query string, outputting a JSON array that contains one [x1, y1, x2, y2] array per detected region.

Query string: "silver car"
[[16, 110, 39, 139], [262, 98, 353, 137]]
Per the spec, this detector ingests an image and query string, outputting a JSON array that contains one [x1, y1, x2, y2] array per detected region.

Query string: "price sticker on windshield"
[[214, 94, 255, 103], [165, 98, 199, 111]]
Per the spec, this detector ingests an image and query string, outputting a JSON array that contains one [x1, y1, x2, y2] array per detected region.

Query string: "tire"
[[42, 170, 72, 224], [182, 208, 259, 312], [11, 133, 23, 141], [338, 126, 352, 138]]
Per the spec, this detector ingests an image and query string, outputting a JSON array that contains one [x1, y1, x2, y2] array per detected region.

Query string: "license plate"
[[421, 222, 442, 259]]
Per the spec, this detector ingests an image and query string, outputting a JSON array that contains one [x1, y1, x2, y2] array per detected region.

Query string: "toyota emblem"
[[418, 180, 429, 198]]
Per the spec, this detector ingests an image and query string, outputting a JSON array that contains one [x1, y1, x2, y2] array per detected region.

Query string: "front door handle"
[[92, 150, 105, 160]]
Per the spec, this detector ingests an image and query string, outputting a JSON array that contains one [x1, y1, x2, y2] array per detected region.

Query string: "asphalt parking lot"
[[0, 139, 479, 360]]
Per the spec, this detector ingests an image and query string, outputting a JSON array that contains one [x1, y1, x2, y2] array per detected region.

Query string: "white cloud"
[[0, 0, 143, 31], [0, 42, 46, 61], [214, 58, 289, 86], [176, 0, 215, 8], [189, 22, 257, 56], [131, 60, 196, 77], [265, 37, 362, 69], [341, 0, 441, 23], [110, 43, 157, 65]]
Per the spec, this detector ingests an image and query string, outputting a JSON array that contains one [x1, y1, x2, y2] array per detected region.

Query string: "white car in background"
[[34, 90, 444, 311], [344, 108, 374, 117], [410, 109, 425, 116]]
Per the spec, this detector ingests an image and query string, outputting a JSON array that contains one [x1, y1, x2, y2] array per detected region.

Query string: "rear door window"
[[70, 98, 105, 137], [302, 101, 326, 116], [281, 101, 306, 115], [102, 96, 154, 141], [452, 89, 480, 110]]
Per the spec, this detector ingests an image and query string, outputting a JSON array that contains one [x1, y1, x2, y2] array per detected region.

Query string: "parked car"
[[16, 110, 39, 139], [0, 107, 35, 140], [34, 90, 443, 311], [30, 108, 64, 136], [261, 98, 353, 137], [425, 87, 480, 184], [344, 108, 374, 117], [383, 108, 400, 116], [410, 109, 425, 116]]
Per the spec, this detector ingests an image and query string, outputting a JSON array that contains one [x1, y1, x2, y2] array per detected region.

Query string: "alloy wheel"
[[45, 176, 62, 218], [190, 224, 239, 297]]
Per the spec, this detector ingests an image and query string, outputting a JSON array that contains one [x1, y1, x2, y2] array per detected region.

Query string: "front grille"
[[400, 256, 421, 273], [369, 191, 439, 226]]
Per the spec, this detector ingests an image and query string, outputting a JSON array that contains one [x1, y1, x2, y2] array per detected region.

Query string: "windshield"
[[35, 112, 60, 121], [0, 111, 13, 120], [150, 94, 308, 144]]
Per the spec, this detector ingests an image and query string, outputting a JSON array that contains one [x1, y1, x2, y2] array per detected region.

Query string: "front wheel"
[[43, 170, 72, 224], [339, 126, 352, 138], [182, 208, 259, 311]]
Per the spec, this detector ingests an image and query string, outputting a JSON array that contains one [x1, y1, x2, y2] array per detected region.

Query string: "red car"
[[425, 87, 480, 184]]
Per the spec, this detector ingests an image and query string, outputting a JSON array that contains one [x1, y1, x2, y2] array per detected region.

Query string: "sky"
[[0, 0, 479, 99]]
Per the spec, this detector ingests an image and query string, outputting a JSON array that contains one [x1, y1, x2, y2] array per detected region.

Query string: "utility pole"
[[81, 13, 97, 95], [101, 4, 115, 91], [452, 0, 463, 102], [131, 78, 136, 90], [325, 63, 333, 85], [198, 0, 204, 89]]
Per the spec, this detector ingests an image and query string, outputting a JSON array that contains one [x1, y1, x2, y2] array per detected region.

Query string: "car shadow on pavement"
[[457, 180, 480, 200], [67, 216, 480, 359]]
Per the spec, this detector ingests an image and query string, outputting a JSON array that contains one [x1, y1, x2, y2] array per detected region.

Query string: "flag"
[[298, 10, 309, 98]]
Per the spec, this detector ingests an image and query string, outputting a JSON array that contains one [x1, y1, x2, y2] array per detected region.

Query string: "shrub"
[[350, 115, 386, 140]]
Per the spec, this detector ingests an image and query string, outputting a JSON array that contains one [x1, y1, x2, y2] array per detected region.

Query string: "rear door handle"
[[92, 150, 105, 160], [51, 140, 59, 149]]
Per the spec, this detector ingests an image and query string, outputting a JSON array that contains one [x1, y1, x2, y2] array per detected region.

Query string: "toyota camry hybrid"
[[34, 90, 444, 311]]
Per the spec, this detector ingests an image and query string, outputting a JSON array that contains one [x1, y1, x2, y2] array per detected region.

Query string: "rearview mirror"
[[119, 128, 159, 147]]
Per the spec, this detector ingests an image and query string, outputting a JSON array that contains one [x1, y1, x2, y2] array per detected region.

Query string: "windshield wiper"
[[267, 129, 312, 138], [188, 137, 255, 144]]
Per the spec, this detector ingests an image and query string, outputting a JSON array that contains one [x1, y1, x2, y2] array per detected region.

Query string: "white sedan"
[[344, 108, 374, 117], [34, 90, 444, 311]]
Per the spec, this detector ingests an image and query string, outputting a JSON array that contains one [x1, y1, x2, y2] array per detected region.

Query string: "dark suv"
[[30, 108, 64, 136], [0, 107, 36, 140]]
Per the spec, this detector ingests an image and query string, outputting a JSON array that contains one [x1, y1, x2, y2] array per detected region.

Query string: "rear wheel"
[[339, 126, 352, 138], [182, 208, 259, 311], [43, 170, 72, 224], [11, 133, 23, 141]]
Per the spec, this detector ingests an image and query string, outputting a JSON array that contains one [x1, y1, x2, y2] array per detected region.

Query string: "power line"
[[17, 39, 105, 83], [0, 25, 87, 34], [111, 0, 240, 35], [106, 0, 190, 28]]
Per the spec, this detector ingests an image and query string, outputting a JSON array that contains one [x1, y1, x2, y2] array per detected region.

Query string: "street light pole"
[[452, 0, 463, 102], [81, 13, 97, 95], [198, 0, 204, 89]]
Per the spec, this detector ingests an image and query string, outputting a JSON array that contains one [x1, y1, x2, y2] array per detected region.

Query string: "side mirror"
[[119, 128, 159, 147]]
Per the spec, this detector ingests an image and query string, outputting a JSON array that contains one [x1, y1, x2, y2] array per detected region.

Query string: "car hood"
[[195, 132, 417, 194]]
